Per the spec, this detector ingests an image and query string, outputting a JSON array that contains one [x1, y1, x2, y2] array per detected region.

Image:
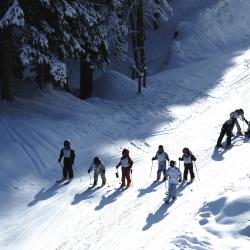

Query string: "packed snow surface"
[[1, 0, 250, 249]]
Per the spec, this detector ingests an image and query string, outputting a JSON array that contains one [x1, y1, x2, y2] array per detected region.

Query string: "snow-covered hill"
[[1, 0, 250, 249]]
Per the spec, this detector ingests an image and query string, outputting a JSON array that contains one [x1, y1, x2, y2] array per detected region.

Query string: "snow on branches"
[[0, 0, 24, 29]]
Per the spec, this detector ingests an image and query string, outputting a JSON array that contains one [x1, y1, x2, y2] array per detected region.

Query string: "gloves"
[[116, 166, 119, 169], [87, 169, 91, 174], [152, 157, 155, 161], [58, 159, 61, 163], [178, 157, 182, 161], [130, 168, 133, 174], [178, 178, 182, 183], [103, 169, 105, 174]]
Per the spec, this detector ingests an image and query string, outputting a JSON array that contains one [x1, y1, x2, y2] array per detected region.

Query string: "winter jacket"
[[179, 153, 196, 166], [116, 156, 133, 168], [89, 161, 105, 174], [166, 167, 182, 184], [58, 148, 75, 165], [221, 118, 235, 134], [153, 151, 169, 164]]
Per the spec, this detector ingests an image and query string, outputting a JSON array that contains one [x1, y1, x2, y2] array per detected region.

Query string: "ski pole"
[[116, 169, 121, 184], [150, 160, 153, 177], [164, 177, 168, 194], [130, 168, 133, 187], [194, 161, 200, 181]]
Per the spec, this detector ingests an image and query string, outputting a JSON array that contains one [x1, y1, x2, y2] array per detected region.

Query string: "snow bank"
[[169, 0, 250, 67], [93, 70, 137, 100]]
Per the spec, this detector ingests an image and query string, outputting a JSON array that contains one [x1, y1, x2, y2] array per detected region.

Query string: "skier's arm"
[[165, 152, 170, 161], [101, 163, 106, 173], [243, 117, 249, 125], [191, 154, 196, 161], [58, 149, 63, 162], [116, 161, 121, 169], [71, 149, 75, 164], [128, 157, 133, 168], [152, 153, 157, 161], [88, 163, 94, 173], [178, 155, 184, 161]]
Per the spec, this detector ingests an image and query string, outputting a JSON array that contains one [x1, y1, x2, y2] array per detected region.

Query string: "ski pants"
[[157, 163, 167, 179], [217, 128, 232, 146], [166, 183, 178, 200], [183, 163, 195, 181], [63, 159, 73, 179], [94, 170, 106, 184], [121, 167, 131, 186]]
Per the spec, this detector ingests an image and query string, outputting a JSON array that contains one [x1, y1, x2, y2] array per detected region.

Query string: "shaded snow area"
[[1, 0, 250, 249]]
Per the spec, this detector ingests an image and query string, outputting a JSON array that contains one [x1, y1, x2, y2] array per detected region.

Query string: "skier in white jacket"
[[164, 160, 182, 204], [152, 145, 170, 182]]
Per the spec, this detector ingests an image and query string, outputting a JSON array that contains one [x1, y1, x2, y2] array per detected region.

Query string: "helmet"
[[158, 145, 163, 149], [238, 109, 244, 115], [64, 139, 70, 147], [94, 157, 101, 165], [122, 148, 129, 155], [169, 160, 176, 167], [182, 147, 189, 154]]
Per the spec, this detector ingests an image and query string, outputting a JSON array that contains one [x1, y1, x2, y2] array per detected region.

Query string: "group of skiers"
[[216, 108, 250, 148], [57, 108, 249, 204], [58, 141, 197, 204]]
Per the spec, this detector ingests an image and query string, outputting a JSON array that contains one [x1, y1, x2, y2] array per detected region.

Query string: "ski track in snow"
[[2, 1, 250, 249], [1, 50, 250, 250]]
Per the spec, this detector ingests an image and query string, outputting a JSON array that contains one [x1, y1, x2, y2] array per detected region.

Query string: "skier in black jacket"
[[179, 147, 196, 183], [58, 140, 75, 182], [216, 117, 236, 148]]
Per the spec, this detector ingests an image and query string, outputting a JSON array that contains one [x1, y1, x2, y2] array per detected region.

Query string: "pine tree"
[[0, 0, 24, 101]]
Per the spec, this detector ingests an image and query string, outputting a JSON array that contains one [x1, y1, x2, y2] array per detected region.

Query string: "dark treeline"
[[0, 0, 171, 101]]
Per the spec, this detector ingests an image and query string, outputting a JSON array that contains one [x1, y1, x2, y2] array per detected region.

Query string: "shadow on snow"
[[211, 135, 250, 161], [142, 182, 192, 231], [27, 182, 64, 207]]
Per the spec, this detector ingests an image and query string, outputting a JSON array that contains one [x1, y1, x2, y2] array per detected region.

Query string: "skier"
[[242, 117, 250, 136], [58, 140, 75, 182], [164, 160, 182, 204], [230, 109, 244, 135], [116, 149, 133, 188], [88, 157, 106, 187], [216, 117, 236, 148], [179, 147, 196, 183], [152, 145, 170, 182]]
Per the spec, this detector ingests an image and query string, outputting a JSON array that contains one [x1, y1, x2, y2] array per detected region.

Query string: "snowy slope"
[[1, 0, 250, 249]]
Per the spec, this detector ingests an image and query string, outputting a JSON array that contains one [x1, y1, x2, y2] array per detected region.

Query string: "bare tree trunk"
[[80, 56, 94, 99], [137, 0, 146, 88], [37, 63, 46, 90], [153, 0, 160, 30], [0, 27, 14, 101]]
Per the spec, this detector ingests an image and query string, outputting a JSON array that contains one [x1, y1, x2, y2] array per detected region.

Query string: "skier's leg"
[[162, 168, 167, 181], [172, 184, 177, 199], [183, 166, 188, 181], [68, 164, 73, 179], [63, 163, 68, 179], [125, 168, 131, 186], [235, 119, 241, 133], [189, 165, 195, 180], [226, 133, 232, 147], [121, 167, 126, 186], [165, 183, 173, 202], [100, 171, 106, 185], [216, 129, 226, 146], [156, 167, 161, 181], [93, 170, 98, 186]]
